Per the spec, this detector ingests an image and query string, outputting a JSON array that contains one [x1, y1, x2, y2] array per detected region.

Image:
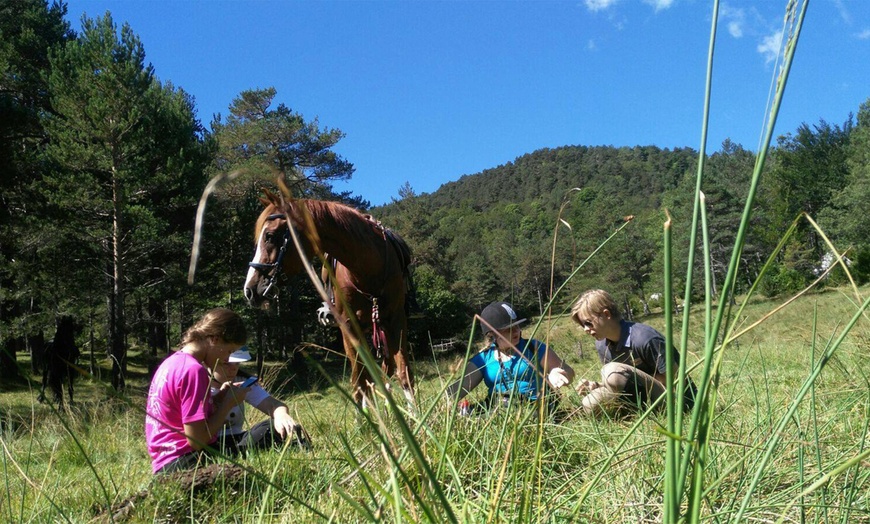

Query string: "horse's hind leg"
[[392, 336, 415, 406], [346, 340, 375, 409]]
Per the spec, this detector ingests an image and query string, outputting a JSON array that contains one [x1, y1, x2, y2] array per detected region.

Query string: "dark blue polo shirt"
[[594, 319, 676, 376]]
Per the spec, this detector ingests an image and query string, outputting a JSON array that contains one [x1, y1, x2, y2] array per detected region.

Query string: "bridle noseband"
[[249, 213, 290, 299]]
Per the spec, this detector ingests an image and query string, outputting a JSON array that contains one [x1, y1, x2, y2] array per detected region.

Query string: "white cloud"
[[586, 39, 597, 51], [642, 0, 674, 11], [720, 5, 745, 39], [585, 0, 618, 12], [757, 30, 783, 64], [727, 21, 743, 38], [833, 0, 851, 25], [857, 29, 870, 40]]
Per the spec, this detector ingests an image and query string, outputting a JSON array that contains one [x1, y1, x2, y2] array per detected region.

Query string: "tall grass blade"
[[671, 0, 720, 520], [809, 303, 827, 524], [662, 210, 679, 523], [735, 293, 870, 521], [682, 3, 809, 522]]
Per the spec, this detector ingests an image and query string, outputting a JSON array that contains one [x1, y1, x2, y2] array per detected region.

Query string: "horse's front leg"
[[67, 373, 75, 406], [395, 352, 415, 407]]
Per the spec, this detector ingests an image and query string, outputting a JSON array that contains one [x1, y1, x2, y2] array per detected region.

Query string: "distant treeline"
[[377, 110, 869, 326]]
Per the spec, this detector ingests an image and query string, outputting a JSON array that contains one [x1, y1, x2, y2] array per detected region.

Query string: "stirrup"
[[316, 302, 335, 326]]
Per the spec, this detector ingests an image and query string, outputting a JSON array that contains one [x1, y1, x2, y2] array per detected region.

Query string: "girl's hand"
[[273, 411, 300, 439], [217, 381, 249, 407]]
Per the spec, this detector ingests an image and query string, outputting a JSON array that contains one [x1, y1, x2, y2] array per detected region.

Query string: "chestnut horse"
[[243, 193, 415, 407]]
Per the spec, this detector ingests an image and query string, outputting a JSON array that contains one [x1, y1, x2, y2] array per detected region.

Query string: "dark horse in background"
[[244, 192, 415, 407], [38, 315, 81, 407]]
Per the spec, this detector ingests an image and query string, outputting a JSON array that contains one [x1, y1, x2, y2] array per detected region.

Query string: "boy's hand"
[[575, 379, 601, 395]]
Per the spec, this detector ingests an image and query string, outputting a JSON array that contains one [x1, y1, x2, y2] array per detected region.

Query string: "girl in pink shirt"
[[144, 308, 253, 474]]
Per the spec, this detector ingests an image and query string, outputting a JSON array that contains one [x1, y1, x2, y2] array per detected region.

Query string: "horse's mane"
[[256, 198, 368, 234], [304, 200, 376, 241]]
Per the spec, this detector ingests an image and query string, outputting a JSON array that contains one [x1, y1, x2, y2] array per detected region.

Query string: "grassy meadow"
[[1, 286, 868, 523], [4, 3, 868, 522]]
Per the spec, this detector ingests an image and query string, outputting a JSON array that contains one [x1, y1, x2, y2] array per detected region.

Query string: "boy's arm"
[[254, 395, 300, 438]]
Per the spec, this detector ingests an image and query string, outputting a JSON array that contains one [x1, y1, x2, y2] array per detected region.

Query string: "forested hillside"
[[2, 0, 869, 389], [375, 121, 869, 333]]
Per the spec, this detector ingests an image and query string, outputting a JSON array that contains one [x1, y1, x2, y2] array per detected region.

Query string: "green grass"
[[2, 286, 869, 523]]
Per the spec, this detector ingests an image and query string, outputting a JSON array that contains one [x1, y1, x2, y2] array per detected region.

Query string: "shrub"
[[759, 264, 808, 297]]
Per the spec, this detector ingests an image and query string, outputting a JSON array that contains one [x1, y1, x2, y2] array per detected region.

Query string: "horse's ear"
[[260, 188, 281, 207]]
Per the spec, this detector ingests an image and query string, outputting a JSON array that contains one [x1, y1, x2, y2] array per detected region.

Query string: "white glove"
[[547, 368, 570, 389]]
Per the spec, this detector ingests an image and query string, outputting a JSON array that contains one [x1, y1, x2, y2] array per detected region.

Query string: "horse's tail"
[[385, 229, 420, 315]]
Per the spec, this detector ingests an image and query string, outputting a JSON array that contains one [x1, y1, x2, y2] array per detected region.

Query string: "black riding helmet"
[[479, 301, 527, 335]]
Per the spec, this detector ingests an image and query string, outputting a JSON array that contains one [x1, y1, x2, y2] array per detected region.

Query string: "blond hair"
[[571, 289, 621, 323], [179, 308, 247, 349]]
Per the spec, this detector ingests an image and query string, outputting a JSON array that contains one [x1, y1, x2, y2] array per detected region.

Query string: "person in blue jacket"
[[447, 301, 575, 409]]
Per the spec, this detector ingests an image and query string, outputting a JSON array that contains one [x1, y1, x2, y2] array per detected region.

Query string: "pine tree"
[[43, 13, 205, 390]]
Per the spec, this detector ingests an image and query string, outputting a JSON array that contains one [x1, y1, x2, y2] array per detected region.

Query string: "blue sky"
[[63, 1, 870, 207]]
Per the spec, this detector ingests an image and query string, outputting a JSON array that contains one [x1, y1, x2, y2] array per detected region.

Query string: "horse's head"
[[243, 195, 313, 308]]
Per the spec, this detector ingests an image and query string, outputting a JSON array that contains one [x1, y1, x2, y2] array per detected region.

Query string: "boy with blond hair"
[[571, 289, 695, 416]]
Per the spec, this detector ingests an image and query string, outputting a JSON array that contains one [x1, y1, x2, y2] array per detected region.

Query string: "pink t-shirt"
[[145, 352, 215, 473]]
